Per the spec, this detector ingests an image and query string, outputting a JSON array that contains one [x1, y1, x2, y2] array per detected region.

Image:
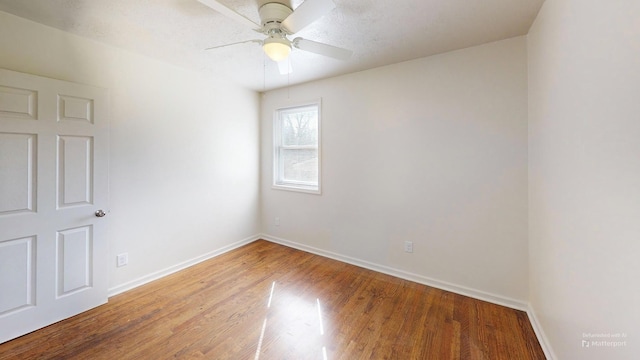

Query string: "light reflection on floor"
[[254, 318, 268, 360], [254, 281, 329, 360]]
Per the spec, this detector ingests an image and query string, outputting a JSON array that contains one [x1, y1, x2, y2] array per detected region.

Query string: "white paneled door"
[[0, 69, 108, 343]]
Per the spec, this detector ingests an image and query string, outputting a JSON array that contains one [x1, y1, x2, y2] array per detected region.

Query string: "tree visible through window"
[[273, 101, 320, 193]]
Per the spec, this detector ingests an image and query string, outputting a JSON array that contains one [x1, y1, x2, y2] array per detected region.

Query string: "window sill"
[[272, 183, 321, 195]]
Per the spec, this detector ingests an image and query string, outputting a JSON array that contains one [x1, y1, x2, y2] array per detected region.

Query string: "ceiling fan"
[[198, 0, 352, 74]]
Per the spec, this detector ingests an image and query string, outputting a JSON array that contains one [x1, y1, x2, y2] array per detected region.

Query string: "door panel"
[[58, 95, 93, 124], [0, 85, 37, 120], [57, 135, 93, 208], [0, 68, 108, 344], [0, 236, 36, 316], [56, 225, 93, 296], [0, 133, 36, 214]]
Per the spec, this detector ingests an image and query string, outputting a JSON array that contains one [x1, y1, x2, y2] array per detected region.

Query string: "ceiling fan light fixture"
[[263, 37, 291, 62]]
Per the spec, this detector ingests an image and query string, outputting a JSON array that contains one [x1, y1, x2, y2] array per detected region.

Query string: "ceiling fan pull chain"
[[288, 57, 292, 99]]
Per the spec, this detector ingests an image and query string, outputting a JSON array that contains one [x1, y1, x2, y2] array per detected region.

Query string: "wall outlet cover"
[[116, 253, 128, 267], [404, 241, 413, 253]]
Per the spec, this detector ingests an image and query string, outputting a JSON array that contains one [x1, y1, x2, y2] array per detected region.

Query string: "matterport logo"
[[582, 332, 628, 348]]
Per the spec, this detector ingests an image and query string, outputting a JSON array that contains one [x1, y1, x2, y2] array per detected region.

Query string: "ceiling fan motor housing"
[[259, 2, 293, 33]]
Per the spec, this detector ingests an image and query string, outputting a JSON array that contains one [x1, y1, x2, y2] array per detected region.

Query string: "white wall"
[[0, 11, 260, 291], [528, 1, 640, 359], [261, 37, 529, 304]]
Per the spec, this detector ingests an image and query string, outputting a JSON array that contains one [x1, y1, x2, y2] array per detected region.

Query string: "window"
[[273, 101, 321, 194]]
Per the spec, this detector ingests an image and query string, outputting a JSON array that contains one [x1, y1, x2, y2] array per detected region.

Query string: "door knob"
[[95, 210, 106, 217]]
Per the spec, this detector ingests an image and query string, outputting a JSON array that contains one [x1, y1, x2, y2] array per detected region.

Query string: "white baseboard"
[[526, 305, 557, 360], [260, 233, 529, 312], [107, 234, 261, 297]]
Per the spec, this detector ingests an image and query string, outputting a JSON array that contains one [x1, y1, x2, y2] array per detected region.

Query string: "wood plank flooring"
[[0, 240, 546, 359]]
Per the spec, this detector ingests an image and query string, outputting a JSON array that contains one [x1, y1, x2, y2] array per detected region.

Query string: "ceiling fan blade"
[[278, 60, 293, 75], [281, 0, 336, 34], [293, 38, 352, 60], [197, 0, 260, 30], [205, 39, 262, 50]]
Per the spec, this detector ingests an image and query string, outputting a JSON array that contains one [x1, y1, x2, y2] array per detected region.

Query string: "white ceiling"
[[0, 0, 544, 91]]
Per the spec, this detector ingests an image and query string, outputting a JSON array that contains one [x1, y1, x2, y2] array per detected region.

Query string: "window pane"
[[282, 109, 318, 146], [274, 101, 321, 193], [282, 148, 318, 183]]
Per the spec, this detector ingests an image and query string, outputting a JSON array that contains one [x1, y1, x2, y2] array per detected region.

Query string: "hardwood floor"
[[0, 240, 545, 359]]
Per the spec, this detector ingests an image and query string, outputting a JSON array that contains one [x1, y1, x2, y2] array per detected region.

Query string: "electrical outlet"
[[116, 253, 128, 267], [404, 241, 413, 253], [275, 217, 280, 226]]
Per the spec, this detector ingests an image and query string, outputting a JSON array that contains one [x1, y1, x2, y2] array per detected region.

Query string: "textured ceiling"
[[0, 0, 544, 91]]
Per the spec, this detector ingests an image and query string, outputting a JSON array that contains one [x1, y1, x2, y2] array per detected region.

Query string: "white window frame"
[[272, 99, 321, 194]]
